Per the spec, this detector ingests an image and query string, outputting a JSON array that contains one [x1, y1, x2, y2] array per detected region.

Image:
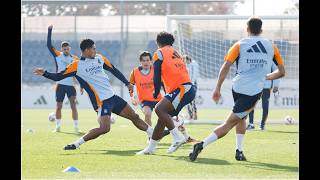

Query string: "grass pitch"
[[22, 108, 298, 179]]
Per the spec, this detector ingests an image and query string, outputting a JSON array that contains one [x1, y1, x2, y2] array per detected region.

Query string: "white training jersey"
[[43, 54, 130, 111], [224, 36, 284, 96]]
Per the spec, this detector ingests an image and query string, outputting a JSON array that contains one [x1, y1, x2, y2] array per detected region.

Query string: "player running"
[[34, 39, 154, 150], [189, 16, 285, 161], [136, 31, 197, 155], [47, 25, 80, 133]]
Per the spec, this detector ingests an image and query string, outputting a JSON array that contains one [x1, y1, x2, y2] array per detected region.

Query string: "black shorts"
[[97, 95, 128, 116], [165, 83, 196, 116], [232, 89, 262, 119], [140, 101, 158, 111], [56, 84, 76, 102]]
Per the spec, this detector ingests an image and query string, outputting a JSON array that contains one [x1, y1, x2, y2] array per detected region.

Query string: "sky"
[[234, 0, 298, 15]]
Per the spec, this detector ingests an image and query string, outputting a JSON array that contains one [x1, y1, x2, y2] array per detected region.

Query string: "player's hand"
[[33, 68, 45, 76], [48, 25, 53, 30], [273, 86, 279, 93], [80, 88, 84, 95], [153, 92, 158, 99], [127, 83, 134, 96], [212, 88, 221, 104]]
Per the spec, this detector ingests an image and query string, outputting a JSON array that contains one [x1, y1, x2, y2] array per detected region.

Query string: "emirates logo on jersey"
[[85, 65, 103, 75]]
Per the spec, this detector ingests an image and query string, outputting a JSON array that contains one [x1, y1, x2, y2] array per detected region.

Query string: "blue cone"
[[63, 166, 80, 173]]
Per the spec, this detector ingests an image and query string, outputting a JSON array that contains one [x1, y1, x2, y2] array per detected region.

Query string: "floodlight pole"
[[253, 0, 255, 15], [120, 0, 124, 98]]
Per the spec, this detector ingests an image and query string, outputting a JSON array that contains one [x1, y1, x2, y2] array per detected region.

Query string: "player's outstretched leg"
[[118, 104, 154, 138], [64, 115, 111, 150], [189, 112, 240, 161]]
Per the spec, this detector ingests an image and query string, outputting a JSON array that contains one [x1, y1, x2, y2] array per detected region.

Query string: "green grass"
[[22, 109, 299, 179]]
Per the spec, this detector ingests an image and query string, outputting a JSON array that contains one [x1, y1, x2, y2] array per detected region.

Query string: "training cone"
[[63, 166, 80, 173]]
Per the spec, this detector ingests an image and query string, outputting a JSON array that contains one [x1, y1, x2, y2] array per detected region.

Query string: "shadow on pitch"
[[61, 149, 140, 156], [87, 149, 140, 156], [267, 130, 298, 134], [58, 131, 86, 136], [157, 154, 230, 165], [243, 161, 298, 172]]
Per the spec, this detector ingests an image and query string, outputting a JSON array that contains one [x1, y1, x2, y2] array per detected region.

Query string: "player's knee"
[[145, 110, 152, 117], [154, 106, 162, 116], [56, 104, 63, 110], [70, 103, 77, 110], [99, 126, 110, 134]]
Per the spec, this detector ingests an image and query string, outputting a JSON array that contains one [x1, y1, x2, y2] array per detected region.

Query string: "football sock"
[[236, 134, 244, 151], [203, 132, 218, 148]]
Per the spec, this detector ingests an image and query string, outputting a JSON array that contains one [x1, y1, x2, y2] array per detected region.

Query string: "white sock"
[[74, 137, 85, 148], [249, 123, 254, 126], [56, 119, 61, 128], [203, 132, 218, 148], [236, 134, 245, 151], [170, 127, 183, 142], [179, 127, 190, 140], [147, 139, 159, 151], [73, 120, 78, 128], [146, 126, 154, 138]]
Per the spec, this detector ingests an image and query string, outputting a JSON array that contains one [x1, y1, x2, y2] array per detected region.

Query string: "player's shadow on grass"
[[59, 131, 86, 136], [158, 154, 230, 165], [86, 149, 139, 156], [267, 130, 298, 134], [244, 161, 298, 172]]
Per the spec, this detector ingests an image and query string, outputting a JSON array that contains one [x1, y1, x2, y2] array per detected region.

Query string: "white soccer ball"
[[172, 116, 184, 127], [48, 112, 56, 122], [284, 115, 294, 125]]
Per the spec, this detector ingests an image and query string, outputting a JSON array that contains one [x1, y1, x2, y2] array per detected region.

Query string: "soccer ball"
[[284, 115, 294, 125], [172, 116, 184, 127], [48, 112, 56, 122]]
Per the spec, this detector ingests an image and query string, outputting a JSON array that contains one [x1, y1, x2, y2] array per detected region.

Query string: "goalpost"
[[166, 15, 299, 124]]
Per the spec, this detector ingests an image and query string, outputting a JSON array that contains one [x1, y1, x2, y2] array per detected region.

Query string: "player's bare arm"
[[213, 61, 232, 103]]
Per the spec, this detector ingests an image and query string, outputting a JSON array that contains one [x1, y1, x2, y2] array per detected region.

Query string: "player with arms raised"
[[47, 25, 80, 133]]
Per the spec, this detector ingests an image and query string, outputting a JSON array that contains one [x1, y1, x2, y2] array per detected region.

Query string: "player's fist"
[[48, 25, 53, 30], [273, 86, 279, 93], [127, 83, 134, 95], [153, 92, 158, 99], [33, 68, 45, 76], [80, 87, 84, 95], [212, 89, 221, 104]]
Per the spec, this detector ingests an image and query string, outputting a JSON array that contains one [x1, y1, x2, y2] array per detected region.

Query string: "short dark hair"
[[80, 39, 95, 51], [156, 31, 175, 46], [139, 51, 152, 61], [61, 41, 70, 47], [247, 16, 262, 35]]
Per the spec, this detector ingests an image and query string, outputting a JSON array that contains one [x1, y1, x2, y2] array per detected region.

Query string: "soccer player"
[[183, 55, 199, 120], [129, 51, 197, 143], [247, 61, 280, 130], [136, 31, 197, 155], [189, 16, 285, 161], [33, 39, 154, 150], [47, 25, 80, 133]]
